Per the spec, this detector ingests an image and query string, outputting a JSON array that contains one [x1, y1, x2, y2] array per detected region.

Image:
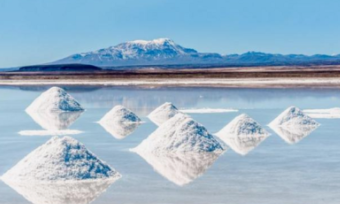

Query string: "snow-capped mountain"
[[51, 38, 340, 67], [53, 38, 224, 66]]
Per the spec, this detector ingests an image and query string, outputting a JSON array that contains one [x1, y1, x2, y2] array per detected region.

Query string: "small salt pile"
[[269, 106, 319, 127], [148, 102, 181, 126], [131, 113, 224, 154], [26, 87, 84, 113], [215, 114, 270, 155], [269, 106, 319, 144], [99, 105, 141, 139], [1, 136, 120, 182]]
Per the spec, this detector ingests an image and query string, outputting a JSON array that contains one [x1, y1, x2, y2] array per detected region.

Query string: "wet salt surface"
[[0, 86, 340, 204]]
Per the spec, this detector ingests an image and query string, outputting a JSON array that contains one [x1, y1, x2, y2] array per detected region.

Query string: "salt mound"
[[2, 179, 115, 204], [269, 106, 319, 127], [148, 102, 181, 126], [135, 151, 221, 186], [303, 108, 340, 119], [1, 136, 120, 182], [270, 125, 318, 144], [26, 87, 84, 113], [216, 114, 270, 138], [99, 105, 141, 139], [131, 114, 224, 154]]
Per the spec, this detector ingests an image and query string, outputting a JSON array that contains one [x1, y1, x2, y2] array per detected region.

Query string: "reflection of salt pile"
[[270, 125, 318, 144], [136, 151, 221, 186], [99, 105, 141, 139], [22, 87, 84, 136], [269, 106, 319, 144], [26, 87, 84, 113], [2, 179, 115, 204], [1, 136, 120, 182], [148, 102, 181, 126], [19, 111, 83, 136], [215, 114, 270, 155], [132, 113, 224, 154], [303, 108, 340, 119]]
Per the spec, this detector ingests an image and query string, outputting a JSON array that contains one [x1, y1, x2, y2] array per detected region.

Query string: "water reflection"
[[219, 135, 269, 155], [135, 151, 222, 186], [20, 110, 83, 136], [2, 179, 116, 204], [270, 125, 318, 144], [99, 121, 140, 139]]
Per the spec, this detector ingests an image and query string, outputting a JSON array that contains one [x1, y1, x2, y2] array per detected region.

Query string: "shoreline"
[[1, 78, 340, 88]]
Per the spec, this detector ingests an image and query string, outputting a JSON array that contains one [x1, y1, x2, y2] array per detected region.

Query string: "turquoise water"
[[0, 86, 340, 204]]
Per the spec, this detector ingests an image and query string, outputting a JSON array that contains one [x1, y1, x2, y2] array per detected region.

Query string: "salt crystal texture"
[[26, 87, 84, 113], [1, 136, 120, 182], [131, 114, 224, 154], [2, 179, 115, 204], [148, 102, 181, 126], [99, 105, 141, 139], [269, 106, 319, 127]]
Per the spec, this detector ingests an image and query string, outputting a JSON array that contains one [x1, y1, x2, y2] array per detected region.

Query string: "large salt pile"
[[1, 136, 120, 182], [131, 113, 224, 154], [26, 87, 84, 113], [136, 151, 220, 186], [2, 179, 114, 204], [148, 102, 181, 126], [99, 105, 141, 139], [215, 114, 270, 155], [269, 106, 319, 127]]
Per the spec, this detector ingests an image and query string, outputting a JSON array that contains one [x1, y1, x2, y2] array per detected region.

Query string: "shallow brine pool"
[[0, 86, 340, 204]]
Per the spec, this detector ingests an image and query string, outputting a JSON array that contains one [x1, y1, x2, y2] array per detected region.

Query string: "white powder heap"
[[99, 105, 141, 139], [148, 102, 181, 126], [269, 106, 319, 127], [1, 136, 120, 182], [216, 114, 270, 138], [26, 87, 84, 113], [215, 114, 269, 155], [135, 151, 221, 186], [2, 179, 115, 204], [131, 113, 224, 154]]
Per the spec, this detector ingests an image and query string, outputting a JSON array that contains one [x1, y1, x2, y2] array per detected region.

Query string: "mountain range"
[[50, 38, 340, 67]]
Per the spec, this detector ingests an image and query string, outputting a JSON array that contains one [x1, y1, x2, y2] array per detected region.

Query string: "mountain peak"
[[129, 38, 174, 45]]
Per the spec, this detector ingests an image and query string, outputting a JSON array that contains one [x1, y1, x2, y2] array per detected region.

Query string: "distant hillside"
[[16, 64, 102, 72], [51, 38, 340, 67]]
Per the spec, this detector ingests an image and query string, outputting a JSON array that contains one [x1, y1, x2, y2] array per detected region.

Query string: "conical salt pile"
[[269, 106, 319, 127], [1, 136, 120, 182], [99, 105, 141, 139], [148, 102, 181, 126], [216, 114, 270, 138], [131, 113, 224, 154], [26, 87, 84, 113]]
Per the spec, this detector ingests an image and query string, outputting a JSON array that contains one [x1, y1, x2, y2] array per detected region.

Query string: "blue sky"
[[1, 0, 340, 67]]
